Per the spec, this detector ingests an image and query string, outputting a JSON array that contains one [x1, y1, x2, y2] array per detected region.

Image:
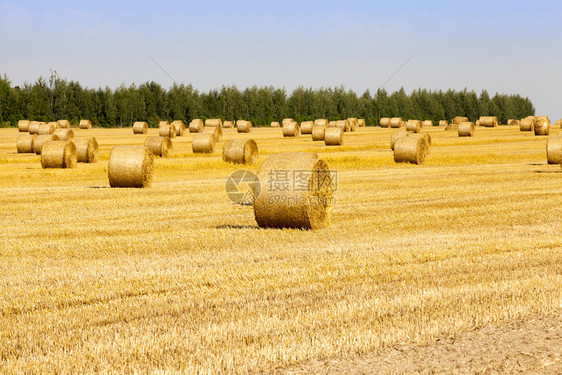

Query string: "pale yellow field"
[[0, 125, 561, 373]]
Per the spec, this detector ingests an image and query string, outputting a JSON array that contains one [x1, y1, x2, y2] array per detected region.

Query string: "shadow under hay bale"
[[223, 139, 258, 165], [192, 133, 216, 153], [18, 120, 31, 132], [324, 127, 343, 146], [17, 134, 37, 153], [41, 141, 77, 169], [189, 119, 204, 133], [74, 137, 99, 163], [237, 120, 252, 133], [33, 134, 59, 155], [458, 122, 475, 137], [54, 128, 74, 141], [145, 136, 173, 157], [108, 146, 153, 188], [312, 125, 326, 141], [133, 122, 148, 135], [393, 135, 429, 165], [283, 122, 300, 137]]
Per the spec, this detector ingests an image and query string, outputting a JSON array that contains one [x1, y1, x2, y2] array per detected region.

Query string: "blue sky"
[[1, 0, 561, 118]]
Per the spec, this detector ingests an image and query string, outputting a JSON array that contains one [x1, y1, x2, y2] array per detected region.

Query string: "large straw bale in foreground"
[[390, 117, 403, 128], [189, 119, 204, 133], [254, 152, 333, 229], [145, 136, 173, 157], [17, 120, 31, 132], [33, 134, 58, 154], [108, 146, 153, 188], [38, 123, 55, 135], [17, 134, 37, 153], [41, 141, 77, 169], [237, 120, 252, 133], [53, 128, 74, 141], [74, 137, 99, 163], [205, 118, 223, 128], [222, 139, 258, 165], [300, 121, 314, 134], [390, 131, 411, 150], [171, 120, 186, 136], [546, 133, 562, 164], [283, 122, 300, 137], [406, 120, 422, 133], [393, 135, 429, 165], [324, 127, 343, 146], [159, 123, 176, 138], [312, 125, 326, 141], [379, 118, 391, 128], [534, 119, 550, 136], [458, 122, 475, 137], [79, 119, 92, 129], [192, 133, 216, 153], [133, 121, 148, 134]]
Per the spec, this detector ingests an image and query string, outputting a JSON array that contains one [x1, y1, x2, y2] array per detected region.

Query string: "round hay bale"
[[283, 122, 300, 137], [223, 121, 234, 128], [445, 123, 459, 131], [300, 121, 314, 134], [390, 117, 403, 128], [222, 139, 259, 165], [159, 124, 176, 138], [79, 119, 92, 129], [324, 127, 343, 146], [537, 116, 550, 124], [458, 122, 475, 137], [282, 118, 294, 126], [479, 116, 498, 127], [58, 120, 71, 129], [171, 120, 185, 136], [145, 136, 173, 158], [38, 123, 55, 135], [556, 120, 561, 127], [189, 119, 204, 133], [41, 141, 77, 169], [237, 120, 252, 133], [28, 121, 41, 134], [380, 118, 391, 128], [520, 118, 534, 131], [347, 118, 358, 132], [314, 119, 329, 126], [271, 121, 280, 128], [508, 119, 520, 126], [534, 119, 550, 136], [202, 126, 222, 142], [53, 128, 74, 141], [390, 130, 411, 150], [108, 146, 153, 188], [33, 134, 59, 155], [17, 120, 31, 132], [422, 120, 433, 127], [328, 120, 337, 127], [439, 120, 448, 127], [192, 133, 216, 153], [158, 120, 170, 127], [17, 134, 37, 153], [205, 118, 223, 128], [406, 120, 422, 133], [311, 125, 326, 141], [47, 121, 60, 129], [525, 115, 537, 120], [452, 116, 469, 125], [253, 152, 333, 229], [393, 136, 429, 165], [133, 121, 148, 134], [357, 119, 366, 127], [74, 137, 99, 163], [335, 120, 351, 132], [546, 134, 562, 164], [409, 132, 432, 149]]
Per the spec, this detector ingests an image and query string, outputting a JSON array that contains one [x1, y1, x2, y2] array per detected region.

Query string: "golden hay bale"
[[223, 121, 234, 128], [58, 120, 71, 129], [458, 122, 475, 137], [406, 120, 422, 133], [189, 119, 204, 133], [203, 126, 223, 142], [28, 121, 41, 134], [534, 119, 550, 136], [452, 116, 469, 125], [525, 115, 537, 120], [17, 134, 37, 153], [314, 119, 329, 126], [17, 120, 31, 132], [409, 133, 432, 149], [38, 123, 55, 135], [133, 121, 148, 134], [158, 120, 170, 127], [108, 146, 153, 188], [53, 128, 74, 141], [237, 120, 252, 133], [445, 123, 459, 131], [422, 120, 433, 127], [205, 118, 223, 128], [282, 118, 294, 126], [283, 122, 300, 137], [556, 120, 561, 127], [171, 120, 186, 136], [192, 133, 216, 153], [357, 118, 366, 127], [47, 121, 60, 129], [439, 120, 448, 127], [393, 135, 429, 165], [271, 121, 280, 128], [222, 139, 259, 165], [159, 124, 176, 138], [347, 118, 358, 132], [324, 127, 344, 146], [520, 118, 534, 131], [145, 136, 173, 158], [41, 141, 77, 169], [390, 130, 411, 150], [546, 134, 562, 164], [380, 117, 391, 128], [508, 119, 520, 126], [74, 137, 99, 163], [33, 134, 58, 154], [335, 119, 351, 132], [300, 121, 314, 134], [537, 115, 550, 124], [479, 116, 498, 127], [328, 120, 337, 127], [312, 125, 326, 141], [390, 117, 403, 128], [79, 119, 92, 129], [253, 152, 333, 229]]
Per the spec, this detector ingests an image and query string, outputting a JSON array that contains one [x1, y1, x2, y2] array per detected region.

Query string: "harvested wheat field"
[[0, 124, 561, 374]]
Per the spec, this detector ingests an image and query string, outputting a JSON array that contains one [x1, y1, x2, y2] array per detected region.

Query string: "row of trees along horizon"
[[0, 72, 535, 128]]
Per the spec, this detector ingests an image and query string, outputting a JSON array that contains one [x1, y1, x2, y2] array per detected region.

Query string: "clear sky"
[[1, 0, 561, 118]]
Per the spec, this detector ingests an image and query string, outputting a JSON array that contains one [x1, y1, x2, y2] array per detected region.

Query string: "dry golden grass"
[[0, 125, 561, 373]]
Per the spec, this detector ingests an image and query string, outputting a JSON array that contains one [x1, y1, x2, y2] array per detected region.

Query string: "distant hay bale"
[[282, 118, 294, 126], [525, 115, 537, 120], [192, 133, 216, 153], [205, 118, 223, 128], [271, 121, 280, 128], [546, 134, 562, 164], [28, 121, 41, 134], [33, 134, 58, 155], [390, 117, 403, 128], [406, 120, 422, 133], [328, 120, 337, 127], [145, 136, 173, 158], [534, 119, 550, 136], [159, 123, 176, 138], [47, 121, 60, 129], [158, 121, 170, 127], [458, 122, 475, 137], [422, 120, 433, 127], [393, 135, 429, 165], [41, 141, 77, 169], [335, 119, 351, 132], [223, 121, 234, 128], [520, 118, 534, 131], [452, 116, 469, 125], [508, 119, 520, 126], [79, 119, 92, 129], [253, 152, 333, 229], [537, 116, 550, 124], [58, 120, 71, 129], [171, 120, 186, 136], [475, 120, 481, 127], [556, 120, 561, 127], [283, 122, 300, 137], [38, 123, 55, 135], [108, 146, 153, 188], [17, 134, 37, 153], [222, 139, 259, 165], [324, 127, 344, 146], [357, 119, 366, 127], [133, 121, 148, 134], [347, 118, 358, 132], [17, 120, 31, 132], [53, 128, 74, 141], [479, 116, 498, 127], [390, 131, 411, 150], [380, 118, 391, 128], [189, 119, 204, 133], [300, 121, 314, 134], [237, 120, 252, 133], [74, 137, 99, 163], [312, 125, 326, 141], [203, 126, 223, 142], [314, 119, 329, 126], [439, 120, 448, 127], [445, 123, 459, 131]]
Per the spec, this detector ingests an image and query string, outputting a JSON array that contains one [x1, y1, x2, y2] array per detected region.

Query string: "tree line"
[[0, 72, 535, 128]]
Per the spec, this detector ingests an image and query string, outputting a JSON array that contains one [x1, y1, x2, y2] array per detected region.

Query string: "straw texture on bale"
[[422, 120, 433, 127], [300, 121, 314, 134], [282, 118, 294, 126], [33, 134, 58, 154], [347, 118, 358, 132], [452, 116, 469, 125], [38, 123, 55, 135], [357, 119, 366, 127], [17, 134, 37, 153], [254, 152, 333, 229], [41, 141, 77, 169], [311, 125, 326, 141], [192, 133, 216, 153], [390, 131, 411, 150], [79, 119, 92, 129], [222, 139, 259, 165], [58, 120, 71, 129], [409, 133, 432, 148], [328, 121, 337, 127], [18, 120, 31, 132], [53, 128, 74, 141], [324, 127, 344, 146], [108, 146, 153, 188], [283, 122, 300, 137], [314, 119, 329, 127], [508, 119, 520, 126], [445, 123, 459, 131], [271, 121, 280, 128], [171, 120, 186, 136], [47, 122, 60, 129], [335, 120, 351, 132], [556, 120, 561, 127], [236, 120, 252, 133], [534, 119, 550, 136], [203, 126, 222, 142], [159, 124, 176, 138], [439, 120, 448, 127], [479, 116, 498, 127], [380, 118, 391, 128], [28, 122, 41, 134], [520, 118, 534, 131], [223, 121, 234, 128], [158, 121, 170, 127], [145, 136, 173, 158], [546, 134, 562, 164], [133, 121, 148, 134], [393, 135, 429, 165], [189, 119, 204, 133], [458, 122, 475, 137], [537, 116, 550, 124], [406, 120, 422, 133], [205, 118, 223, 128], [74, 137, 99, 163], [390, 117, 403, 128]]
